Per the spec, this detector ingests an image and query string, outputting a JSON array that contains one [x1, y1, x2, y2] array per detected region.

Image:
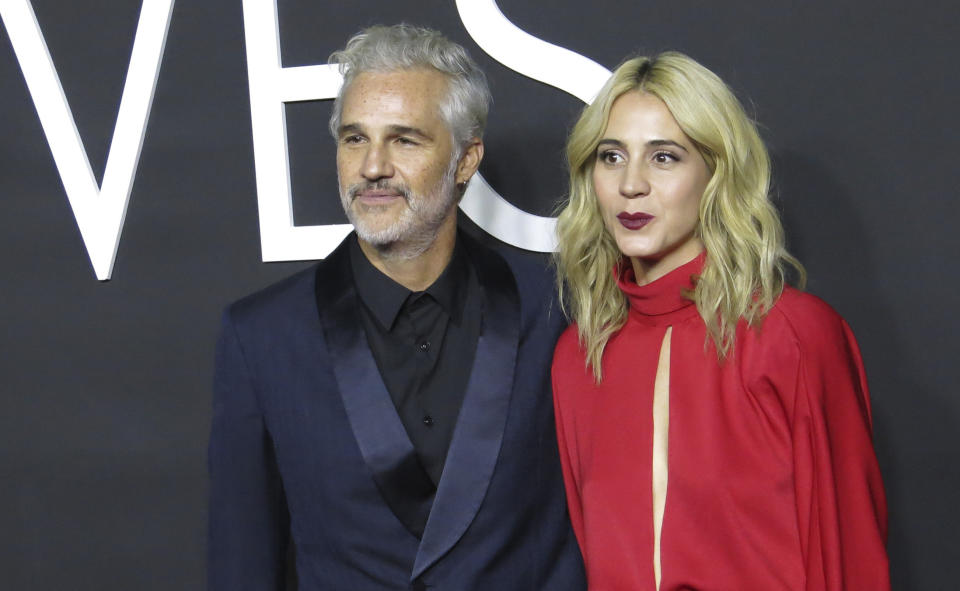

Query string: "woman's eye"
[[598, 150, 624, 165], [653, 151, 678, 164]]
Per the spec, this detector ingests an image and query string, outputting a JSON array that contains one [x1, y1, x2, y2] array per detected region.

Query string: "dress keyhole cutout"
[[652, 326, 672, 590]]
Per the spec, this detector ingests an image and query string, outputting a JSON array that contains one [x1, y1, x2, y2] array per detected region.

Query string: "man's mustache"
[[347, 180, 411, 201]]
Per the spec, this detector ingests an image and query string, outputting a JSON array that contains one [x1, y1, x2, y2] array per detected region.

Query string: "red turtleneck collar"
[[617, 252, 705, 325]]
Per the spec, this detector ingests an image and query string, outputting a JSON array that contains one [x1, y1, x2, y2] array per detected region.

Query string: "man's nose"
[[361, 144, 394, 181]]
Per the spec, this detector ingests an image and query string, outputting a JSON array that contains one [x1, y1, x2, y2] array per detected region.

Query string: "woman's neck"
[[630, 240, 704, 286]]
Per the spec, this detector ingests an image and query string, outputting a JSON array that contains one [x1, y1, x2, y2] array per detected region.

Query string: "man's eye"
[[396, 137, 419, 146], [341, 135, 364, 144]]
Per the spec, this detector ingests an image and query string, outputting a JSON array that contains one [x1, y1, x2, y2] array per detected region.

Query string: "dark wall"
[[1, 1, 957, 588]]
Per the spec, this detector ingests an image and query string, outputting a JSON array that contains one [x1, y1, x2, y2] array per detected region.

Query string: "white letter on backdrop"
[[241, 0, 351, 261], [455, 0, 610, 252], [0, 0, 175, 280]]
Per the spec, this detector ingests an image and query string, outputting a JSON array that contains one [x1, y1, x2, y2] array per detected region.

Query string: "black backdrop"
[[2, 1, 958, 588]]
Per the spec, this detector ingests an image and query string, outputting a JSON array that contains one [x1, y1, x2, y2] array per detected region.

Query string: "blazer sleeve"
[[208, 308, 289, 590], [551, 339, 587, 553], [775, 307, 890, 590]]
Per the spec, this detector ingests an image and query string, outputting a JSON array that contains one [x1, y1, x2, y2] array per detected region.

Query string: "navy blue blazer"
[[208, 233, 586, 590]]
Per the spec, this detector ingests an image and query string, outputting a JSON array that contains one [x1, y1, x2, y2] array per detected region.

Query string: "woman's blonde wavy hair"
[[555, 52, 805, 382]]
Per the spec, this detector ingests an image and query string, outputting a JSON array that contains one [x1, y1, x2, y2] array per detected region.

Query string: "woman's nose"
[[619, 163, 650, 198]]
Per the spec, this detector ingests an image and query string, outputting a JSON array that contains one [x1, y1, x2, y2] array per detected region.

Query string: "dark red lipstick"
[[617, 212, 654, 230]]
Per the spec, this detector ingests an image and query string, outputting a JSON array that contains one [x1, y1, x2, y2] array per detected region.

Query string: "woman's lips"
[[617, 212, 654, 230]]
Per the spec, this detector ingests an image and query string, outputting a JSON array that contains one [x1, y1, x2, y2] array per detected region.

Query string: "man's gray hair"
[[328, 24, 491, 147]]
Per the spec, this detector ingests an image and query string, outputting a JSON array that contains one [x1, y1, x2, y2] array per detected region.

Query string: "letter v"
[[1, 0, 175, 280]]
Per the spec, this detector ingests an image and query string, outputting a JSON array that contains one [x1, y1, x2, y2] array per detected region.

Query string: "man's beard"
[[339, 156, 459, 260]]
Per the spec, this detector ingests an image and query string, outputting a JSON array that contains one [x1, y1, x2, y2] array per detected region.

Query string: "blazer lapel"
[[316, 238, 436, 538], [412, 238, 520, 579]]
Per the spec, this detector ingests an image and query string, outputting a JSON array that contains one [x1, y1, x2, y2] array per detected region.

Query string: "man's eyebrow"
[[338, 123, 363, 136], [337, 123, 434, 141], [388, 125, 432, 140]]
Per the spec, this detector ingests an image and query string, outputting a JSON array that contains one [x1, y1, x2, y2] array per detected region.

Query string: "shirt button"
[[422, 415, 434, 427], [418, 340, 430, 352]]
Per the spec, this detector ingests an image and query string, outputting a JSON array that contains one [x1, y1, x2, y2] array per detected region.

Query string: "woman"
[[552, 53, 889, 590]]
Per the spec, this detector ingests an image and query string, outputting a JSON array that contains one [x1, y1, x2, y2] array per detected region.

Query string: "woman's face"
[[592, 91, 711, 285]]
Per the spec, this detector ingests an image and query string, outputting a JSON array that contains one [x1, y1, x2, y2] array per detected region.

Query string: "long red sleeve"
[[774, 295, 889, 590]]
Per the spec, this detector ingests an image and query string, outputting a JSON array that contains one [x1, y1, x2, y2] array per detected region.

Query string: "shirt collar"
[[349, 234, 470, 330]]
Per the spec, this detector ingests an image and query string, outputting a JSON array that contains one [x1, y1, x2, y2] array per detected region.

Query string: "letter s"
[[455, 0, 610, 252]]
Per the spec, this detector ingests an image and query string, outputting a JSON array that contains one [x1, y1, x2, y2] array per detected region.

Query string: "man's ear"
[[455, 138, 484, 185]]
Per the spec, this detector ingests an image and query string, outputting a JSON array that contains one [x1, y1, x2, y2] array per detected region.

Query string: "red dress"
[[552, 255, 889, 590]]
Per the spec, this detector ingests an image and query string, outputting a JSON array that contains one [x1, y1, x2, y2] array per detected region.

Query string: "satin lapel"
[[316, 240, 435, 538], [412, 240, 520, 579]]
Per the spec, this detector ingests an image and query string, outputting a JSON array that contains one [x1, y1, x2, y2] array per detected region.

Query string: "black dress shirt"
[[349, 236, 481, 486]]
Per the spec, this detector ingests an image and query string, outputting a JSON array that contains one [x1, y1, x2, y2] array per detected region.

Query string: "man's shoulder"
[[461, 233, 557, 299], [225, 237, 351, 327], [461, 235, 566, 340], [225, 264, 320, 328]]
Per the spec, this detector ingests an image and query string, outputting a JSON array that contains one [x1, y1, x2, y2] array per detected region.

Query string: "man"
[[208, 25, 585, 590]]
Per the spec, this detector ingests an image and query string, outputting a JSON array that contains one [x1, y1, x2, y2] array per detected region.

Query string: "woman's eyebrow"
[[595, 138, 689, 153], [647, 139, 689, 153]]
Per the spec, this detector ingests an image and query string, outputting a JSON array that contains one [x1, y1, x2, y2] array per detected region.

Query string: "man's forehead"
[[349, 67, 446, 85], [343, 69, 446, 103], [340, 69, 448, 130]]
